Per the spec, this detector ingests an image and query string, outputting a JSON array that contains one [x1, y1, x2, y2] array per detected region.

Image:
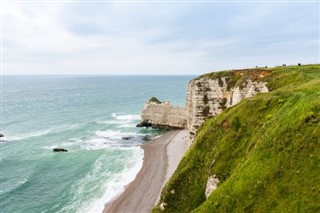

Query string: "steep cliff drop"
[[137, 69, 271, 142], [186, 69, 270, 139], [154, 64, 320, 213]]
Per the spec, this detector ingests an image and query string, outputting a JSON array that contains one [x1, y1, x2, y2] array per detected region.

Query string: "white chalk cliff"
[[137, 101, 187, 129], [186, 76, 269, 137], [138, 69, 271, 140]]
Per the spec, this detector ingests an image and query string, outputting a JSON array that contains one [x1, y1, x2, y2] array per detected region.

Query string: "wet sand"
[[104, 130, 188, 213]]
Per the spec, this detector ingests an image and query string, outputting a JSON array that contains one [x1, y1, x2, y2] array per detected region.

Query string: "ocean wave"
[[0, 137, 12, 142], [50, 123, 84, 134], [81, 138, 141, 150], [81, 138, 113, 150], [95, 130, 136, 140], [79, 147, 144, 213], [60, 142, 77, 147], [111, 113, 140, 121], [95, 130, 122, 139], [68, 138, 82, 143], [1, 176, 30, 198], [95, 120, 124, 125], [58, 147, 143, 213], [6, 123, 85, 142], [118, 123, 136, 128], [42, 138, 82, 150], [94, 113, 140, 130], [42, 145, 60, 150], [10, 129, 52, 141]]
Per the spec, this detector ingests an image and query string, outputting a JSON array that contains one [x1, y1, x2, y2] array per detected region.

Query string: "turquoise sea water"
[[0, 76, 193, 213]]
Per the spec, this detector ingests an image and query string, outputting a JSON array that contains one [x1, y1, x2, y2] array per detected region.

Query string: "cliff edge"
[[154, 64, 320, 213], [186, 69, 270, 138], [138, 69, 271, 141]]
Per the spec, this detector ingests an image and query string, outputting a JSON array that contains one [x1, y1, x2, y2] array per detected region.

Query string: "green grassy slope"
[[154, 64, 320, 213]]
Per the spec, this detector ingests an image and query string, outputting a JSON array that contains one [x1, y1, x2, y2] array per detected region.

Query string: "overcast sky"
[[2, 1, 319, 75]]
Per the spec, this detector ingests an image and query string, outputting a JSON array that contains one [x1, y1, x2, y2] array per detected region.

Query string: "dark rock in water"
[[53, 148, 68, 152], [137, 121, 176, 130], [136, 123, 144, 127], [122, 136, 134, 140], [0, 134, 4, 138], [136, 121, 152, 127]]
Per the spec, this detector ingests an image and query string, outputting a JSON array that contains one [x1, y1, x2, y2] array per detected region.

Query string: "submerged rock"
[[0, 133, 4, 138], [53, 148, 68, 152]]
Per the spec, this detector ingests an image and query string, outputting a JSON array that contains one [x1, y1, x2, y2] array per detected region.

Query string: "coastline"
[[103, 130, 189, 213]]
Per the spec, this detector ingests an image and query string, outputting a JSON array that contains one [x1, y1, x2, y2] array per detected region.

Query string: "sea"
[[0, 75, 193, 213]]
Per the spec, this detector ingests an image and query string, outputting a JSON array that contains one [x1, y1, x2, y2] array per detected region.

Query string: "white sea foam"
[[60, 142, 76, 147], [95, 114, 140, 130], [42, 145, 59, 150], [80, 128, 141, 150], [95, 130, 136, 140], [95, 120, 124, 125], [58, 147, 144, 213], [42, 138, 82, 149], [82, 147, 144, 213], [50, 123, 84, 134], [95, 130, 122, 139], [96, 119, 138, 130], [112, 113, 141, 121], [81, 138, 112, 150], [118, 123, 136, 128], [11, 129, 52, 141], [8, 123, 84, 142], [0, 137, 12, 142], [68, 138, 82, 143]]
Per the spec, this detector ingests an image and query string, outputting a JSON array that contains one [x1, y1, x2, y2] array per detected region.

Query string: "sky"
[[1, 1, 319, 75]]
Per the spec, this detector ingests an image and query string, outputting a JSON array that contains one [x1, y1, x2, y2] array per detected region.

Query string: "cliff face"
[[154, 64, 320, 213], [138, 69, 271, 136], [138, 101, 187, 129], [186, 70, 270, 137]]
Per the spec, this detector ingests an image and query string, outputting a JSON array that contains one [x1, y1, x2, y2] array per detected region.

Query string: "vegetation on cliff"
[[154, 64, 320, 212], [195, 67, 272, 91], [149, 97, 162, 104]]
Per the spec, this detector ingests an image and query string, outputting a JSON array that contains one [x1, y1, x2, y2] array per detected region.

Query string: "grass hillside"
[[154, 64, 320, 212]]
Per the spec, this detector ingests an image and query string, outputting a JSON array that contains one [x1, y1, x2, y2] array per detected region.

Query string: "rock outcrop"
[[186, 69, 270, 138], [137, 100, 187, 129], [53, 148, 68, 152], [137, 69, 271, 140], [205, 175, 220, 198]]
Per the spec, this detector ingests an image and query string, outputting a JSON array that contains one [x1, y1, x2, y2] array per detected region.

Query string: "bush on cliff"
[[154, 64, 320, 212], [149, 97, 162, 104]]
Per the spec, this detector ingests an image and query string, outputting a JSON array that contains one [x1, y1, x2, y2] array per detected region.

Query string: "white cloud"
[[2, 2, 319, 75]]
